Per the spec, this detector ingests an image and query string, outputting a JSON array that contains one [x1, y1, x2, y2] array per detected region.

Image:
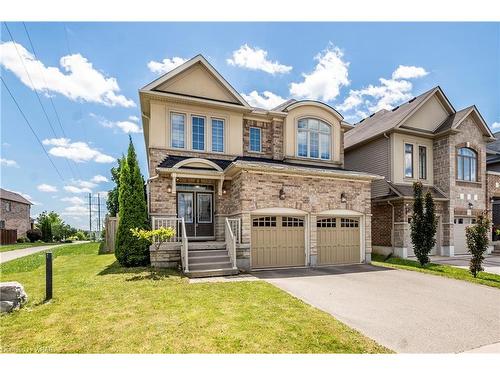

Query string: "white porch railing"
[[227, 218, 241, 244], [152, 216, 182, 242], [225, 217, 237, 269], [180, 218, 189, 273], [152, 216, 189, 273]]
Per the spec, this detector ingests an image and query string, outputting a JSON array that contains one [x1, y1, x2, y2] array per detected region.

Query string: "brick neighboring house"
[[0, 188, 33, 239], [139, 55, 380, 277], [486, 132, 500, 239], [344, 86, 495, 258]]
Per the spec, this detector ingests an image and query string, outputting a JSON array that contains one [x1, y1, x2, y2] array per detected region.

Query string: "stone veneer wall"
[[242, 119, 273, 158], [0, 199, 31, 238]]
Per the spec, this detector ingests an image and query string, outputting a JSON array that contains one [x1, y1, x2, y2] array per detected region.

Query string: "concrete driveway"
[[253, 264, 500, 353], [430, 255, 500, 275]]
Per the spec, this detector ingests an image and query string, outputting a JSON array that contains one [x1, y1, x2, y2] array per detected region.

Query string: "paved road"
[[0, 242, 88, 264], [430, 255, 500, 275], [253, 265, 500, 353]]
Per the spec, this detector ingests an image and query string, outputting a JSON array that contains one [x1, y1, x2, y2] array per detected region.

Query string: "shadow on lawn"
[[97, 261, 181, 281]]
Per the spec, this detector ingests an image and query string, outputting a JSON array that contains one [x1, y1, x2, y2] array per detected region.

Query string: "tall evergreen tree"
[[115, 137, 150, 266], [107, 156, 123, 217], [410, 182, 437, 266]]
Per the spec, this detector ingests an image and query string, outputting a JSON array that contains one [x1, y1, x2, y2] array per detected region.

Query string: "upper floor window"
[[171, 113, 185, 148], [457, 147, 477, 182], [211, 119, 224, 152], [192, 116, 205, 151], [419, 146, 427, 180], [404, 143, 414, 178], [249, 127, 261, 152], [297, 118, 331, 160], [4, 201, 12, 212]]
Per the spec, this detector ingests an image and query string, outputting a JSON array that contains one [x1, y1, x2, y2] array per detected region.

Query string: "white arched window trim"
[[296, 117, 332, 160]]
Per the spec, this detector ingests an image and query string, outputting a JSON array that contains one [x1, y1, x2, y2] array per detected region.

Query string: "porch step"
[[189, 250, 228, 258], [188, 241, 226, 251], [186, 268, 239, 278], [189, 261, 234, 271], [189, 255, 231, 265]]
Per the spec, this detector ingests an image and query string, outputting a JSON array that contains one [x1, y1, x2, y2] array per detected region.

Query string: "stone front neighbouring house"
[[344, 87, 495, 258], [139, 55, 380, 277], [0, 188, 33, 240]]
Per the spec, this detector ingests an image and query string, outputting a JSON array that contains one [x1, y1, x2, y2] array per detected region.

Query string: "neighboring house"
[[0, 188, 33, 239], [139, 55, 380, 277], [344, 87, 495, 258], [486, 132, 500, 235]]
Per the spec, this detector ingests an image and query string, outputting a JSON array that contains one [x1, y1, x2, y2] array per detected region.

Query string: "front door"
[[177, 189, 214, 239]]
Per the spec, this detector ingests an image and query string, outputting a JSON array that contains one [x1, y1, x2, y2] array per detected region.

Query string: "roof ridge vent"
[[391, 105, 400, 112], [369, 113, 376, 118], [408, 97, 416, 103]]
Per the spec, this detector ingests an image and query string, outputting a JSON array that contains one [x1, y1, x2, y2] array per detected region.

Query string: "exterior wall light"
[[468, 202, 474, 209], [279, 188, 286, 200], [340, 192, 347, 203], [166, 185, 172, 193]]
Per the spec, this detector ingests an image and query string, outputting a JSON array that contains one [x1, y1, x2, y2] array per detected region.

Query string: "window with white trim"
[[419, 146, 427, 180], [211, 118, 224, 152], [297, 118, 331, 160], [171, 113, 185, 148], [249, 127, 261, 152], [192, 116, 205, 151], [457, 147, 477, 182], [404, 143, 414, 178]]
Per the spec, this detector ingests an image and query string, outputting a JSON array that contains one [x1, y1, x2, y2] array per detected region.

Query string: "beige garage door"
[[317, 217, 361, 265], [251, 216, 305, 269], [454, 218, 475, 255]]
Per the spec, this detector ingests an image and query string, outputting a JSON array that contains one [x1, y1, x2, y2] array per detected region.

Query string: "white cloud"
[[0, 158, 19, 167], [241, 90, 286, 110], [490, 122, 500, 132], [392, 65, 429, 80], [64, 185, 92, 194], [290, 44, 350, 102], [62, 205, 88, 217], [147, 56, 187, 75], [37, 183, 58, 193], [91, 175, 108, 183], [91, 113, 142, 134], [338, 64, 429, 120], [0, 41, 135, 107], [42, 138, 114, 163], [61, 196, 85, 205], [227, 44, 292, 75]]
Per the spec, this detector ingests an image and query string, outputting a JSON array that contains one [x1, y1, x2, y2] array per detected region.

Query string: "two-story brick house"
[[139, 55, 380, 277], [344, 87, 495, 258], [0, 188, 33, 240]]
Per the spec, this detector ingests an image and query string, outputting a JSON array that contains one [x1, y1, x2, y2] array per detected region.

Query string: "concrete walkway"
[[0, 242, 87, 264], [430, 255, 500, 275], [253, 264, 500, 353]]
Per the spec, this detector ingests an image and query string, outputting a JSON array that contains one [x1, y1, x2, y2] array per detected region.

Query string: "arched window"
[[457, 147, 477, 182], [297, 118, 331, 160]]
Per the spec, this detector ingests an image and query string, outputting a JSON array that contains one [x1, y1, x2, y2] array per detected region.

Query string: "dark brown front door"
[[177, 190, 214, 239]]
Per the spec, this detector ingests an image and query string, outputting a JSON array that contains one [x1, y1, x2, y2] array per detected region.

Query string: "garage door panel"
[[317, 217, 360, 265], [251, 216, 305, 269], [454, 219, 474, 255]]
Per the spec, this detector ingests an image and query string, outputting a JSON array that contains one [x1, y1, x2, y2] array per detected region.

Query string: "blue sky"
[[1, 22, 499, 229]]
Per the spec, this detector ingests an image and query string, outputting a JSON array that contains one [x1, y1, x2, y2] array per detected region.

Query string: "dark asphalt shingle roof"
[[388, 183, 447, 200]]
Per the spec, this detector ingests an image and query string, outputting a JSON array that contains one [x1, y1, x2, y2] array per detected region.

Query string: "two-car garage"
[[250, 212, 363, 269]]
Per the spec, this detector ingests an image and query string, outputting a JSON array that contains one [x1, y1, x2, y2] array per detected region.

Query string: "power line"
[[3, 22, 76, 181], [1, 76, 65, 182], [22, 22, 82, 180]]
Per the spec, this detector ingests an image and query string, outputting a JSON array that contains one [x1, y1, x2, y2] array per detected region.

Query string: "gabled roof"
[[0, 188, 32, 205], [434, 105, 495, 139], [487, 131, 500, 154], [387, 183, 448, 200], [141, 54, 252, 109], [344, 86, 454, 149]]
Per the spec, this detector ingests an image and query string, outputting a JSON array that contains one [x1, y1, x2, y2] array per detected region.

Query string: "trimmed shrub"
[[26, 228, 42, 243]]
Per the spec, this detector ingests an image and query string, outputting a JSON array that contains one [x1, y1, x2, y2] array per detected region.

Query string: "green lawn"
[[372, 254, 500, 289], [0, 243, 390, 353], [0, 242, 57, 253]]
